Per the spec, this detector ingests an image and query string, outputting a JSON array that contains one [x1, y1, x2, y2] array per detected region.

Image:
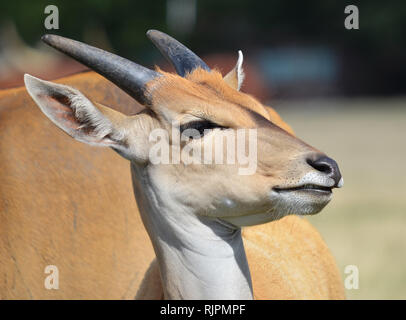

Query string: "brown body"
[[0, 71, 344, 299]]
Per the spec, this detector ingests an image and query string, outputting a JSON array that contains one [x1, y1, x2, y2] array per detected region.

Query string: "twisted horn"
[[41, 34, 161, 104], [146, 29, 210, 77]]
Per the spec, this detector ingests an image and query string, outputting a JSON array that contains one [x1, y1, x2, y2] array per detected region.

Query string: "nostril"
[[306, 158, 332, 174], [307, 155, 342, 187]]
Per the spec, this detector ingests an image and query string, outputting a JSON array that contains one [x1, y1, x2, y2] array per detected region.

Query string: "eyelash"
[[180, 120, 226, 138]]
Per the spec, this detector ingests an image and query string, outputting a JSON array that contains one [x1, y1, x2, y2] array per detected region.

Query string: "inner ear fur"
[[24, 74, 126, 147]]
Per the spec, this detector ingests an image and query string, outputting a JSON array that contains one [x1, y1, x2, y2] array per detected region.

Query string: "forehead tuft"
[[146, 68, 270, 126]]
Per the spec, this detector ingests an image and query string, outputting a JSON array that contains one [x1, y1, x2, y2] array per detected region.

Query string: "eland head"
[[24, 30, 343, 299]]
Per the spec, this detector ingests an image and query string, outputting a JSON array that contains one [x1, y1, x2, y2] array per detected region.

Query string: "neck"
[[130, 163, 253, 300]]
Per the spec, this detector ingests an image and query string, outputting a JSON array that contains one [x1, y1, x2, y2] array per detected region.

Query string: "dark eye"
[[180, 120, 226, 138]]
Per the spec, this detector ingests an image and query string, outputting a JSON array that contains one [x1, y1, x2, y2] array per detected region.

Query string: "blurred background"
[[0, 0, 405, 299]]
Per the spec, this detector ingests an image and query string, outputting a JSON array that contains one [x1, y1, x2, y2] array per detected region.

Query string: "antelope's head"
[[25, 30, 342, 227]]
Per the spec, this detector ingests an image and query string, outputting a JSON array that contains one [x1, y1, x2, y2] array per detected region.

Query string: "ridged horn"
[[41, 34, 161, 104], [146, 29, 210, 77]]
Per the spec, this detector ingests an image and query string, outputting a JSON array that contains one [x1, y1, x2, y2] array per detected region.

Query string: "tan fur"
[[149, 68, 271, 127], [244, 217, 344, 299], [0, 71, 344, 299]]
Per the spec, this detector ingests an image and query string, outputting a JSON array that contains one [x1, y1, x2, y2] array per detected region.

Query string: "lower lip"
[[296, 189, 332, 196], [274, 188, 332, 196]]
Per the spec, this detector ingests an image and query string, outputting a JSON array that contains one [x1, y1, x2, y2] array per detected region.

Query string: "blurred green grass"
[[274, 98, 406, 299]]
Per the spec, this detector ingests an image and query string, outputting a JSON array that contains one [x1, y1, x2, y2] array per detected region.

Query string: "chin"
[[220, 189, 333, 227], [270, 188, 333, 216]]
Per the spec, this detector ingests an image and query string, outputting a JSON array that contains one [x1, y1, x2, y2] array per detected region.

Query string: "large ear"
[[223, 50, 245, 91], [24, 74, 132, 153]]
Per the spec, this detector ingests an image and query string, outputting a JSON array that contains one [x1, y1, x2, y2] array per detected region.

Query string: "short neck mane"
[[130, 163, 253, 299]]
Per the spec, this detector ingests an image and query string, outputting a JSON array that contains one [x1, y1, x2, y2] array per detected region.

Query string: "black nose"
[[307, 155, 342, 187]]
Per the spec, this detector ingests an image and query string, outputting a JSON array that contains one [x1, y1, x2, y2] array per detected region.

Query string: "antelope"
[[1, 30, 344, 299]]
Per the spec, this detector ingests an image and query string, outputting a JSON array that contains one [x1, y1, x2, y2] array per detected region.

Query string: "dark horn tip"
[[146, 29, 158, 37], [146, 29, 164, 40], [146, 29, 210, 77], [146, 29, 167, 45], [41, 34, 52, 43], [41, 34, 57, 43], [41, 34, 64, 48]]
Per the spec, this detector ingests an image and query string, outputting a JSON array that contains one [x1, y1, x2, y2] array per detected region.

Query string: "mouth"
[[270, 183, 334, 217], [273, 184, 332, 195]]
